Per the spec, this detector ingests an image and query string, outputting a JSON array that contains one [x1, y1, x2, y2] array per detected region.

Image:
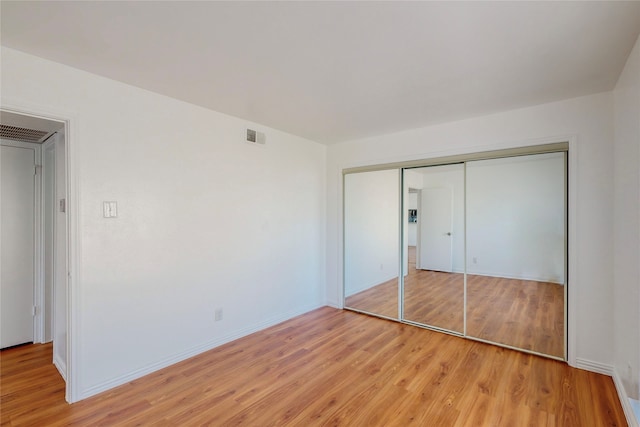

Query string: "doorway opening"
[[0, 110, 69, 385]]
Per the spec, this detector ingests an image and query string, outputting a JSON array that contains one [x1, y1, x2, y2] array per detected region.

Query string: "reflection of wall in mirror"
[[344, 170, 400, 296], [410, 155, 565, 284], [466, 153, 565, 284]]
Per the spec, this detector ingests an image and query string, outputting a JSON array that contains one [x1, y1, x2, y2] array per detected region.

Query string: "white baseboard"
[[346, 273, 399, 296], [631, 399, 640, 425], [325, 299, 341, 309], [464, 269, 564, 285], [576, 359, 638, 426], [575, 357, 614, 375], [79, 302, 325, 401], [53, 354, 67, 382], [612, 369, 639, 427]]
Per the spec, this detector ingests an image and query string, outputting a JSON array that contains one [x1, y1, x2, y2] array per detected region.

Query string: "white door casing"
[[1, 143, 36, 348]]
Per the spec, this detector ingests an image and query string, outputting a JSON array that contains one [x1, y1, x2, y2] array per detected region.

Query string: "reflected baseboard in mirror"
[[344, 278, 398, 319], [466, 275, 564, 358]]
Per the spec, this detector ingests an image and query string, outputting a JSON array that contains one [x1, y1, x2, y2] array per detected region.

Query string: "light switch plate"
[[103, 201, 118, 218]]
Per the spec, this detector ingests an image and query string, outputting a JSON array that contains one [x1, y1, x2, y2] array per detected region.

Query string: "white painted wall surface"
[[466, 153, 565, 283], [1, 47, 326, 400], [327, 92, 614, 366], [344, 170, 399, 296], [613, 34, 640, 402]]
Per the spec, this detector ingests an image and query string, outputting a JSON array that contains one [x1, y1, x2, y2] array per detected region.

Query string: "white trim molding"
[[613, 369, 640, 427], [575, 359, 638, 426], [575, 357, 614, 376], [53, 355, 68, 383], [567, 136, 578, 367]]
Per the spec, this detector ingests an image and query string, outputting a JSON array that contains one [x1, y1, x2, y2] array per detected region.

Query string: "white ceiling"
[[2, 1, 639, 144]]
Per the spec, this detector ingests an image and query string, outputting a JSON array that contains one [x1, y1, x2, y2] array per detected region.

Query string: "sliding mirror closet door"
[[344, 170, 400, 319], [403, 165, 464, 333], [465, 152, 566, 358]]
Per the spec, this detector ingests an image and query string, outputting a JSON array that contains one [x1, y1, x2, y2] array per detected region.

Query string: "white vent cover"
[[0, 124, 54, 144], [247, 129, 257, 142], [246, 128, 266, 145]]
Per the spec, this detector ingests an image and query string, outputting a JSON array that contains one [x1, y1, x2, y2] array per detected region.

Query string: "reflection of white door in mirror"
[[419, 187, 453, 273]]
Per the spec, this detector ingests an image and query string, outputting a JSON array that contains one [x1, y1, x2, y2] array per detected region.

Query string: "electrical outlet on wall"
[[215, 308, 223, 322]]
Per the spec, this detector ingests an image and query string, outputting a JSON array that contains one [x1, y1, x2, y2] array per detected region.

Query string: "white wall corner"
[[325, 299, 341, 309], [613, 368, 640, 427]]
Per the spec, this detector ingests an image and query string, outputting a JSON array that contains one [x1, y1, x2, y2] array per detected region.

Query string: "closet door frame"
[[342, 140, 575, 363]]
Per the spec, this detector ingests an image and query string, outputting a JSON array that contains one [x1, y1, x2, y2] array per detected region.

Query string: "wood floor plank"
[[1, 307, 626, 426]]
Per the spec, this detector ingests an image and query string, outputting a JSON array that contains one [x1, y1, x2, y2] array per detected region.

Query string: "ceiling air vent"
[[247, 128, 257, 143], [246, 128, 266, 145], [0, 124, 54, 144]]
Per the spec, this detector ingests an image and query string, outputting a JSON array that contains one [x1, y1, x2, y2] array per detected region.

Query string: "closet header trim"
[[342, 142, 569, 175]]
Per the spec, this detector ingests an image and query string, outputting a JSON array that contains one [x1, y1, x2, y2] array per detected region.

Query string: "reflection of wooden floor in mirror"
[[466, 274, 564, 358], [344, 277, 398, 319], [346, 247, 564, 358]]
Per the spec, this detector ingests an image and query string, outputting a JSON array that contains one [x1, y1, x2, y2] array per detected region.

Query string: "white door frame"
[[415, 189, 422, 270], [1, 103, 78, 403], [41, 138, 55, 344]]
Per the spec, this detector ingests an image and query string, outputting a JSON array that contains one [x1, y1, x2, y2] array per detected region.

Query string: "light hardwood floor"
[[346, 247, 564, 358], [1, 307, 625, 426]]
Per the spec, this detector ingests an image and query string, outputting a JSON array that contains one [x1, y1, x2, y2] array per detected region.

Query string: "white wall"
[[344, 170, 399, 296], [1, 47, 326, 400], [613, 34, 640, 402], [466, 153, 565, 283], [327, 92, 614, 366]]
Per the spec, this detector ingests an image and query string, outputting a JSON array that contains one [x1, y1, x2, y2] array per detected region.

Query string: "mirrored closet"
[[403, 164, 465, 334], [344, 169, 400, 320], [343, 145, 567, 360]]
